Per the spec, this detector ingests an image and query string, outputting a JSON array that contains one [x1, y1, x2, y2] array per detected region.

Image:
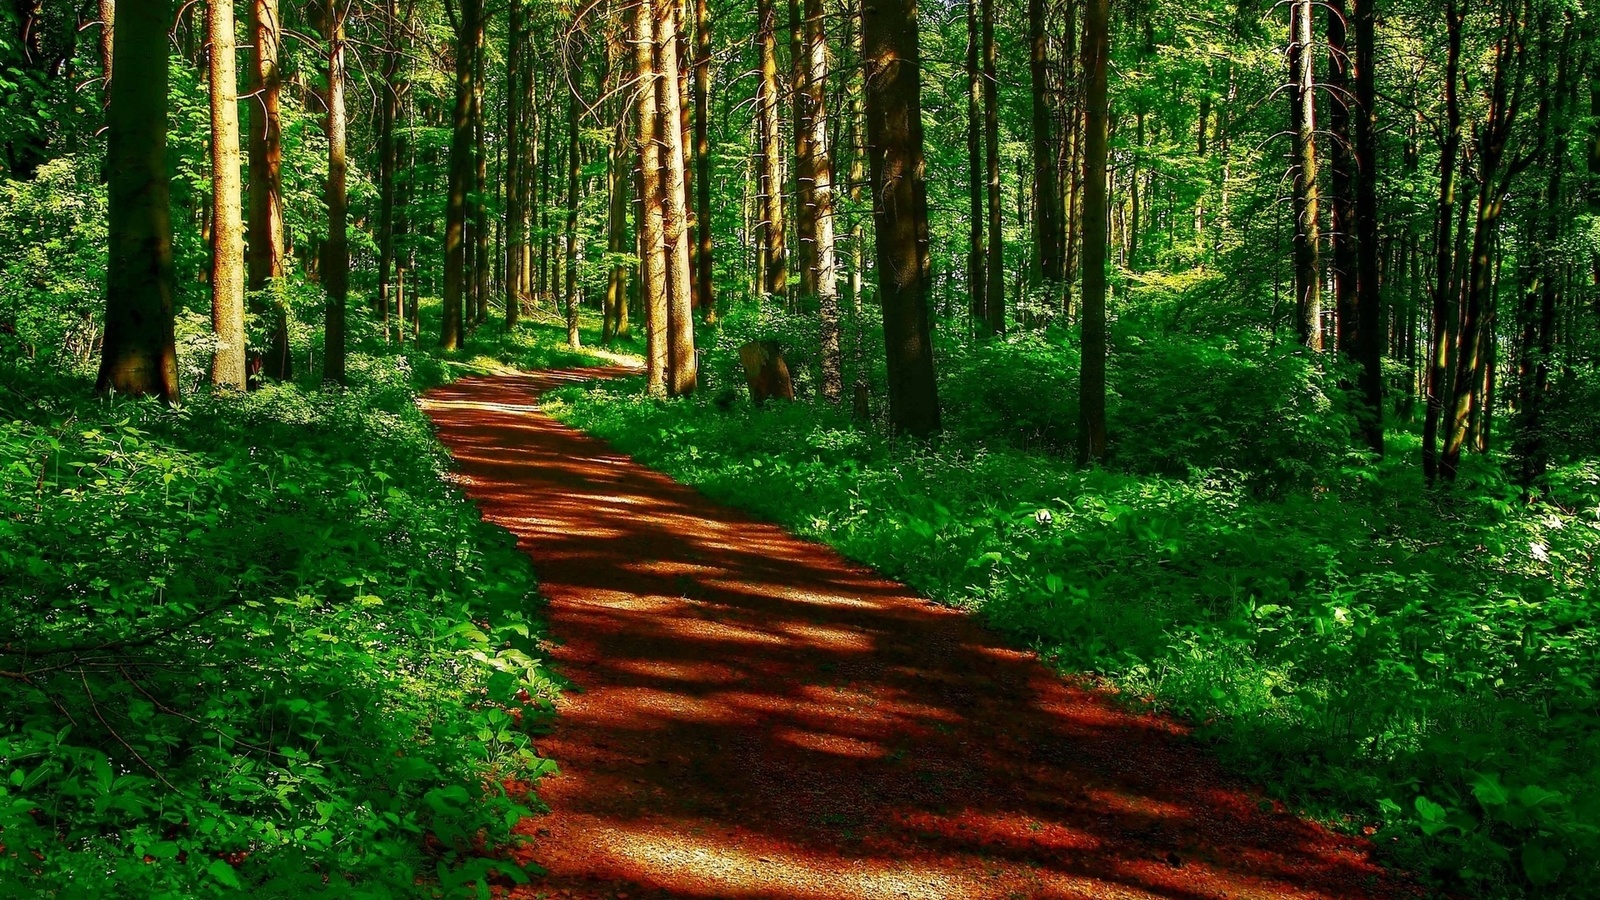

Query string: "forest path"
[[421, 370, 1410, 900]]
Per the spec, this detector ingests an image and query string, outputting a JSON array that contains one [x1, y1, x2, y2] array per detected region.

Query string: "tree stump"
[[738, 340, 795, 406]]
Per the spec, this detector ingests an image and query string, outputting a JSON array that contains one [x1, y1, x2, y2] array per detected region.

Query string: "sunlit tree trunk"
[[473, 11, 490, 328], [657, 0, 698, 393], [248, 0, 288, 379], [805, 0, 839, 400], [321, 0, 348, 384], [635, 0, 669, 396], [209, 0, 245, 389], [1078, 0, 1109, 462], [756, 0, 787, 299], [1289, 0, 1321, 350], [98, 0, 178, 401], [564, 51, 582, 349], [505, 0, 523, 329], [863, 0, 938, 435]]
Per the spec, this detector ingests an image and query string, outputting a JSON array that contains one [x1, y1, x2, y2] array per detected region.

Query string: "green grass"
[[542, 338, 1600, 899]]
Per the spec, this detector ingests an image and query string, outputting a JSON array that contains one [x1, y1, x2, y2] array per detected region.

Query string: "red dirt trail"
[[421, 370, 1413, 900]]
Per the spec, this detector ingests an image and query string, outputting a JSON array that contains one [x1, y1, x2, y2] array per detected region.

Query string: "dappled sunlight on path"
[[421, 371, 1412, 900]]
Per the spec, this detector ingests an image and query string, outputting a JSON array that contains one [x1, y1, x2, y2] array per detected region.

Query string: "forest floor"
[[421, 369, 1418, 900]]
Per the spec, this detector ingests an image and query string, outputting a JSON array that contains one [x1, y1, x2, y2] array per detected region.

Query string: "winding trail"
[[421, 370, 1412, 900]]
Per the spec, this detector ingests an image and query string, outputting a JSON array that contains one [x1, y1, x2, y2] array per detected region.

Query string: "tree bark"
[[247, 0, 288, 379], [505, 0, 523, 329], [1289, 0, 1321, 350], [1421, 0, 1462, 483], [806, 0, 839, 400], [1078, 0, 1109, 462], [98, 0, 178, 401], [635, 0, 669, 396], [1351, 0, 1383, 453], [1028, 0, 1063, 289], [209, 0, 245, 389], [965, 0, 987, 330], [441, 0, 479, 350], [692, 0, 714, 321], [862, 0, 939, 435], [982, 0, 1004, 333], [657, 0, 698, 393], [321, 0, 348, 385], [757, 0, 788, 298]]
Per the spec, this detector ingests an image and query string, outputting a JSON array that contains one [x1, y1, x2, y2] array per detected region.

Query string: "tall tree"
[[805, 0, 839, 400], [965, 0, 987, 329], [248, 0, 289, 379], [1421, 0, 1463, 483], [1350, 0, 1383, 453], [635, 0, 669, 396], [1028, 0, 1063, 291], [208, 0, 245, 390], [982, 0, 1003, 333], [862, 0, 939, 435], [440, 0, 480, 350], [657, 0, 698, 394], [98, 0, 178, 401], [756, 0, 787, 298], [321, 0, 348, 384], [691, 0, 713, 321], [1078, 0, 1109, 462], [1288, 0, 1321, 350]]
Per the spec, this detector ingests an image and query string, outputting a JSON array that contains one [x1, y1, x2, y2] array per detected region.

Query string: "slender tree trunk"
[[565, 52, 582, 349], [805, 0, 840, 400], [635, 0, 669, 396], [1422, 0, 1462, 483], [377, 0, 404, 334], [248, 0, 288, 379], [757, 0, 788, 298], [441, 0, 478, 350], [1327, 0, 1355, 356], [473, 11, 490, 328], [1289, 0, 1321, 350], [505, 0, 523, 329], [862, 0, 939, 435], [98, 0, 178, 400], [791, 0, 816, 300], [1078, 0, 1109, 462], [1351, 0, 1383, 452], [657, 0, 698, 393], [965, 0, 986, 329], [322, 0, 348, 385], [982, 0, 1004, 333], [693, 0, 714, 321], [98, 0, 114, 86], [209, 0, 245, 389], [605, 117, 630, 342], [1028, 0, 1063, 289]]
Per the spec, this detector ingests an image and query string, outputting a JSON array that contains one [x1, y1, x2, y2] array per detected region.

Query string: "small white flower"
[[1531, 542, 1549, 562], [1034, 509, 1053, 527]]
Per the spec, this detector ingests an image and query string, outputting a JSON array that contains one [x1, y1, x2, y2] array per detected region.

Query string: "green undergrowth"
[[544, 331, 1600, 899], [0, 310, 636, 898]]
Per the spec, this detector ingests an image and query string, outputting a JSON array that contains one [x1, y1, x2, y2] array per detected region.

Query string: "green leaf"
[[1521, 840, 1567, 887]]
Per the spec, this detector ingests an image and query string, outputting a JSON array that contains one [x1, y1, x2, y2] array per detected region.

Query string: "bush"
[[0, 357, 559, 898]]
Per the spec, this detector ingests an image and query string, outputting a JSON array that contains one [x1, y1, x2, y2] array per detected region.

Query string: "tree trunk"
[[377, 0, 404, 334], [321, 0, 347, 385], [505, 0, 523, 329], [1028, 0, 1063, 289], [982, 0, 1004, 333], [98, 0, 178, 401], [473, 11, 490, 329], [1327, 0, 1354, 356], [1078, 0, 1109, 462], [965, 0, 986, 330], [1289, 0, 1321, 350], [862, 0, 939, 435], [635, 0, 669, 396], [1351, 0, 1383, 453], [1422, 0, 1462, 483], [757, 0, 788, 299], [805, 0, 839, 400], [657, 0, 698, 393], [208, 0, 245, 390], [248, 0, 288, 379], [565, 54, 583, 349], [441, 0, 478, 350], [693, 0, 714, 321]]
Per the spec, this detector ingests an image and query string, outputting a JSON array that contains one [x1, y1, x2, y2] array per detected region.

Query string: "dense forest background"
[[3, 0, 1600, 895]]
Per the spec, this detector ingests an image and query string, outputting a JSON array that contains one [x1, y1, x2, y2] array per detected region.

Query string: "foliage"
[[0, 354, 560, 898], [547, 328, 1600, 899]]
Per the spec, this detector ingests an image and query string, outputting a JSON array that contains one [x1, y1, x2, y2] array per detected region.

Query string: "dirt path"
[[422, 370, 1412, 900]]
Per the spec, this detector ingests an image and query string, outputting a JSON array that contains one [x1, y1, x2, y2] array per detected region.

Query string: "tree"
[[98, 0, 178, 401], [656, 0, 698, 394], [862, 0, 939, 436], [321, 0, 349, 385], [247, 0, 289, 380], [634, 0, 669, 397], [756, 0, 787, 299], [441, 0, 480, 350], [1028, 0, 1062, 292], [805, 0, 839, 400], [208, 0, 245, 390], [1078, 0, 1109, 463], [965, 0, 987, 331], [1289, 0, 1321, 350]]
